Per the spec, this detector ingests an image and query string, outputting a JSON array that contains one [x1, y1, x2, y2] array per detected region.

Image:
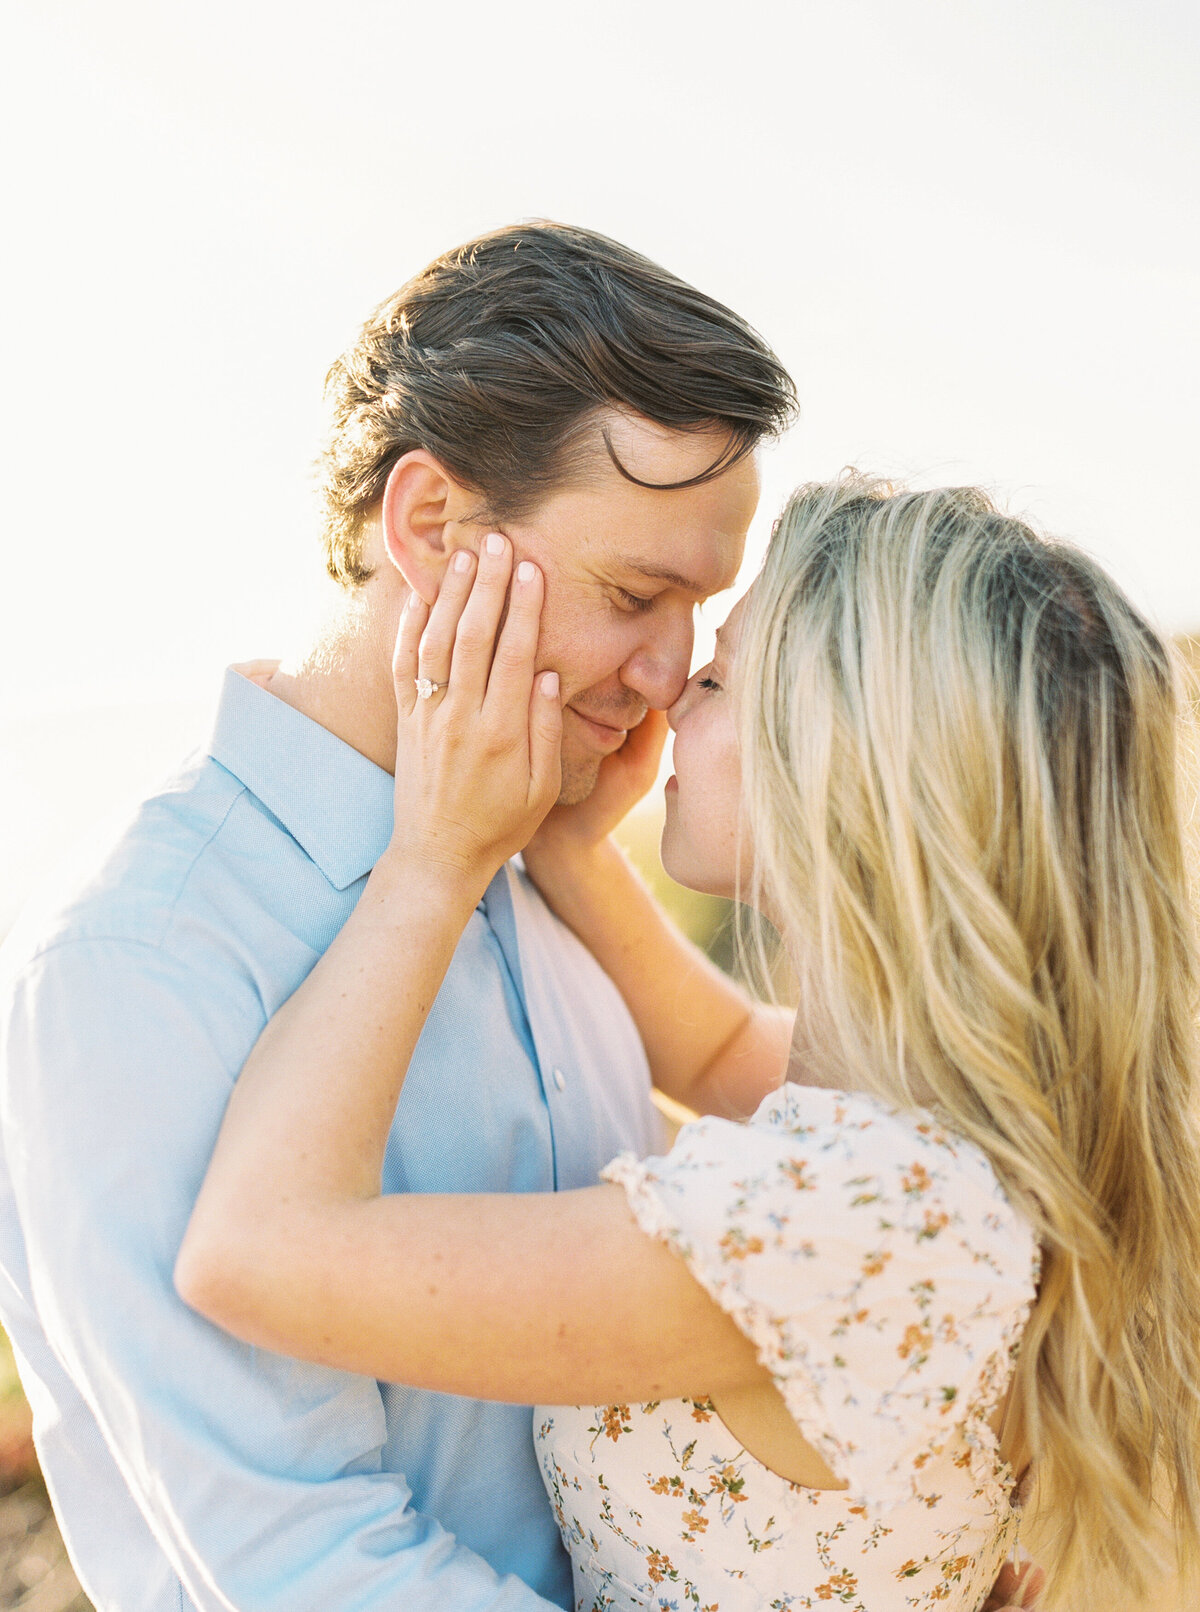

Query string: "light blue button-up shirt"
[[0, 669, 663, 1612]]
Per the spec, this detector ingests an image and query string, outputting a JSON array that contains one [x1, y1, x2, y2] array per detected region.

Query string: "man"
[[0, 223, 793, 1609]]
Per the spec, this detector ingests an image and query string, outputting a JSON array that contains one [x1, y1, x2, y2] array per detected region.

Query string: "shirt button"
[[552, 1066, 567, 1092]]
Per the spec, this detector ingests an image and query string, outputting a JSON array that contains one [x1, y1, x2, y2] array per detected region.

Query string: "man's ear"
[[380, 451, 476, 604]]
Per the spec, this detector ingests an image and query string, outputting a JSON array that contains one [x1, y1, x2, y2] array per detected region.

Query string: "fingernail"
[[405, 590, 424, 612], [485, 532, 505, 557], [453, 550, 472, 573], [517, 560, 537, 584], [540, 671, 559, 698]]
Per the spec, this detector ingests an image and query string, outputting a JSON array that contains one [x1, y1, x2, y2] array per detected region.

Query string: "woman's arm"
[[176, 538, 767, 1404], [526, 810, 792, 1120], [178, 1166, 760, 1403]]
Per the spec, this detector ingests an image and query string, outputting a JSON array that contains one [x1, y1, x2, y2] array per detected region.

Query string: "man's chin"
[[556, 749, 603, 807]]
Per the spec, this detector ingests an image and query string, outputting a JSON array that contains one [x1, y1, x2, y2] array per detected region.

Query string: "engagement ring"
[[415, 677, 444, 699]]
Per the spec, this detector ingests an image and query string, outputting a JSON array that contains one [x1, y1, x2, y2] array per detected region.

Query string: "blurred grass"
[[0, 1334, 20, 1404], [0, 1329, 36, 1488]]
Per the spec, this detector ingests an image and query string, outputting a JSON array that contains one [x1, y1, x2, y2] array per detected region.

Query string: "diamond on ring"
[[415, 677, 443, 700]]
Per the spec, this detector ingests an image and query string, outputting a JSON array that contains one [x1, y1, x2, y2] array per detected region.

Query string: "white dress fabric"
[[534, 1084, 1040, 1612]]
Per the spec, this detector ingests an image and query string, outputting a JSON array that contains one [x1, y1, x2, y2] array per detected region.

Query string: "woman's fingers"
[[482, 556, 545, 719], [621, 708, 669, 783], [417, 547, 478, 696], [392, 590, 429, 714], [446, 533, 515, 705], [529, 671, 563, 805]]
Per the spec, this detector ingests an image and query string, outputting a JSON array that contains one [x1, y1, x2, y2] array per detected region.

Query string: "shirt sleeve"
[[603, 1085, 1039, 1518], [2, 937, 559, 1612]]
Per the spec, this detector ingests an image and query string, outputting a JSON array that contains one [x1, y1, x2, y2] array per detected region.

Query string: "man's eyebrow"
[[623, 560, 728, 595]]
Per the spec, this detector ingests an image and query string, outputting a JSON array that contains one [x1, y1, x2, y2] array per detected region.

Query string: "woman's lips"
[[567, 707, 631, 752]]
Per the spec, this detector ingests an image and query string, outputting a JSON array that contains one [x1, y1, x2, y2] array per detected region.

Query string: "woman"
[[177, 477, 1200, 1610]]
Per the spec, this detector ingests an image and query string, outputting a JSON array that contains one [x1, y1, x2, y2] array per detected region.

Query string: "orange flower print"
[[645, 1550, 675, 1584], [718, 1228, 764, 1260], [918, 1208, 950, 1240], [681, 1507, 708, 1536], [782, 1157, 815, 1191], [898, 1322, 932, 1360], [598, 1405, 632, 1440], [861, 1248, 892, 1278], [690, 1398, 714, 1422], [902, 1161, 932, 1196], [896, 1559, 923, 1580], [814, 1571, 858, 1599], [649, 1474, 683, 1496], [708, 1464, 747, 1501]]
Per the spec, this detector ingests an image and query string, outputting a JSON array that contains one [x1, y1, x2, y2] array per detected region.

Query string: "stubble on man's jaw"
[[556, 753, 603, 807]]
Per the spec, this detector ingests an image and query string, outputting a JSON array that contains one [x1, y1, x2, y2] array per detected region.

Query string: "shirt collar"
[[205, 666, 395, 891]]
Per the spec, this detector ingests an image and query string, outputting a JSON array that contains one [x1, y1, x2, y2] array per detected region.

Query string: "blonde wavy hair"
[[735, 475, 1200, 1603]]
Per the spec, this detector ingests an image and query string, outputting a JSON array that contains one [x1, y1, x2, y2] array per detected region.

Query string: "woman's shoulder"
[[642, 1082, 1034, 1257]]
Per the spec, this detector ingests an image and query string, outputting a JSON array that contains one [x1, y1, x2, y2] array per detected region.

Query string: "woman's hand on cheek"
[[525, 708, 669, 880], [385, 535, 563, 890]]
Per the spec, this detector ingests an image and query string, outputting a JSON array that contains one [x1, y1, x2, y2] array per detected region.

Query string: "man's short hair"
[[319, 221, 797, 586]]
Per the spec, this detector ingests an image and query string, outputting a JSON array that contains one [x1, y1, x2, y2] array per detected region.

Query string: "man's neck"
[[259, 585, 400, 776]]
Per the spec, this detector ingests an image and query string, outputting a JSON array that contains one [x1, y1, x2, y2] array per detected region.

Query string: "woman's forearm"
[[185, 852, 479, 1230], [178, 1177, 764, 1406], [527, 836, 792, 1118]]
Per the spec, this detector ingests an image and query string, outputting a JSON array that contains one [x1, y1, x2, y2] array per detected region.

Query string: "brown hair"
[[319, 221, 797, 585]]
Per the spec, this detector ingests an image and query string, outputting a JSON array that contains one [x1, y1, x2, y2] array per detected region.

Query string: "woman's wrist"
[[522, 829, 617, 897], [522, 835, 634, 939], [368, 841, 492, 919]]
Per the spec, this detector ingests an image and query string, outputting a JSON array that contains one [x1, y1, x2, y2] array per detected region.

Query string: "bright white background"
[[2, 0, 1197, 932]]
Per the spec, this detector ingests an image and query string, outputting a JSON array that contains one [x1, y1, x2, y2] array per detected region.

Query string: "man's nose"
[[620, 612, 695, 711], [666, 681, 693, 733]]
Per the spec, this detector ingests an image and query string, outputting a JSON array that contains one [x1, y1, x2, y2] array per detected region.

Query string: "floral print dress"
[[534, 1085, 1040, 1612]]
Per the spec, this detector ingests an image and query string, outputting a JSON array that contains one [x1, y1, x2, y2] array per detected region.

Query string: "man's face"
[[499, 416, 760, 803]]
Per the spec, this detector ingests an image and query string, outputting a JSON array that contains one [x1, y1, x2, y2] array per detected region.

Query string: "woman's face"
[[660, 594, 751, 901]]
